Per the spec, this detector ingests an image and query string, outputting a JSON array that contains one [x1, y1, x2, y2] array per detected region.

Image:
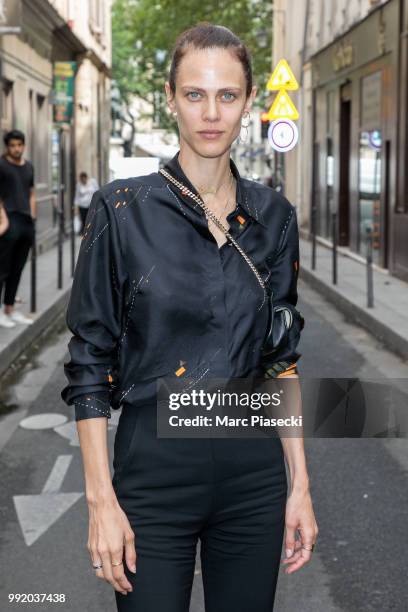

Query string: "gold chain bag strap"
[[159, 167, 268, 296], [159, 168, 302, 377]]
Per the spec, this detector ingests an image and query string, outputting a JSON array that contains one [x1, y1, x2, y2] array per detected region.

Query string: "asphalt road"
[[0, 279, 407, 612]]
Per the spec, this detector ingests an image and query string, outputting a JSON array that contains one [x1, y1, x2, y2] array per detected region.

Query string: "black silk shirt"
[[61, 151, 302, 421]]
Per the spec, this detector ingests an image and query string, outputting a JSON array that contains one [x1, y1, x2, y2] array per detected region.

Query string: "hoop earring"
[[241, 110, 251, 128], [238, 110, 250, 144]]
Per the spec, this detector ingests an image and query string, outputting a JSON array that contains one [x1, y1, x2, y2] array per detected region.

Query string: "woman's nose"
[[202, 98, 220, 122]]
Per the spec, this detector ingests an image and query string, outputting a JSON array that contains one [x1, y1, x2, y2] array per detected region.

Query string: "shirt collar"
[[162, 150, 268, 228]]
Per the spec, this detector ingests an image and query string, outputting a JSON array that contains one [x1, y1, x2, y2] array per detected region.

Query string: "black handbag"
[[159, 168, 304, 375]]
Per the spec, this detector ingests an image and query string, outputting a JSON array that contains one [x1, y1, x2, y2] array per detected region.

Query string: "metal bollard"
[[366, 226, 374, 308], [57, 128, 64, 290], [30, 230, 37, 313], [70, 202, 75, 278], [311, 205, 317, 270], [57, 207, 63, 290], [332, 211, 337, 285]]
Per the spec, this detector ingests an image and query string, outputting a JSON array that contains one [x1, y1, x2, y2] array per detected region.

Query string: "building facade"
[[274, 0, 408, 281], [0, 0, 111, 240]]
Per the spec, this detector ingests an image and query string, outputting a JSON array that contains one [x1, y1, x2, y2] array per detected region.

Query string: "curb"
[[0, 288, 71, 380], [299, 266, 408, 362]]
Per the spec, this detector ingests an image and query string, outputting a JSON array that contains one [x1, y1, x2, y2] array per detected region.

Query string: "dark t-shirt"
[[0, 157, 34, 216]]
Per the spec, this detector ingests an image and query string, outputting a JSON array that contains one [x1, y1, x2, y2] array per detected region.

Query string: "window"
[[357, 130, 382, 263], [32, 93, 50, 186], [325, 90, 335, 238], [89, 0, 105, 43], [358, 71, 382, 261], [1, 79, 13, 129]]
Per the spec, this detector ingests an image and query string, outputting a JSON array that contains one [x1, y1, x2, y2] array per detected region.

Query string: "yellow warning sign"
[[266, 90, 299, 120], [267, 59, 299, 91]]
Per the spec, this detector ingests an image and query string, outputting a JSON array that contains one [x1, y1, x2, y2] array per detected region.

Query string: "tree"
[[112, 0, 272, 133]]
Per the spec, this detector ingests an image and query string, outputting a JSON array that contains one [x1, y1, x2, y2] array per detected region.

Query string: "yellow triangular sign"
[[267, 59, 299, 91], [266, 90, 299, 120]]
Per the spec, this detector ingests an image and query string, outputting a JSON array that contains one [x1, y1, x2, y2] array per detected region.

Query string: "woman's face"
[[165, 46, 257, 157]]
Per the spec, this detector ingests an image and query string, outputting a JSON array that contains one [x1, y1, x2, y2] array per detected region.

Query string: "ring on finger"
[[301, 543, 315, 552], [111, 560, 123, 567], [92, 562, 103, 569]]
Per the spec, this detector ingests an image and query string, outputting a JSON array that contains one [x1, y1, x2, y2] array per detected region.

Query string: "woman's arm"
[[275, 371, 318, 574], [261, 202, 318, 573], [61, 188, 135, 595], [78, 417, 135, 595]]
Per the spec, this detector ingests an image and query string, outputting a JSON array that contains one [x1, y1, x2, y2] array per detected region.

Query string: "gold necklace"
[[204, 176, 237, 224], [197, 169, 234, 196]]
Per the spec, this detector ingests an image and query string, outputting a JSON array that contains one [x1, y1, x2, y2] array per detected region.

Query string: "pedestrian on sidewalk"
[[0, 129, 35, 328], [61, 23, 318, 612], [74, 172, 99, 235]]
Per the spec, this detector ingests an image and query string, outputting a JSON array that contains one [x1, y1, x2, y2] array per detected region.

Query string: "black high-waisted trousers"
[[0, 211, 35, 306], [112, 402, 288, 612]]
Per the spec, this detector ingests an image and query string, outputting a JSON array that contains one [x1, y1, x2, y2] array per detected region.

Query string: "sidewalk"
[[299, 237, 408, 362], [0, 237, 75, 379]]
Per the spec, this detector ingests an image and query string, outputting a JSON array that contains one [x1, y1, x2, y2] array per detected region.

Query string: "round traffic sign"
[[268, 119, 298, 152]]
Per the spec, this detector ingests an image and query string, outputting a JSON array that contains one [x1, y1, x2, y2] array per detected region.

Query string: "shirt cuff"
[[72, 391, 112, 421]]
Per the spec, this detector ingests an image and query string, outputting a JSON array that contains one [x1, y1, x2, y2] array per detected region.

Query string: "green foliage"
[[112, 0, 272, 131]]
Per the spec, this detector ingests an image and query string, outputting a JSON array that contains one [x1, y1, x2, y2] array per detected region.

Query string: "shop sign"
[[332, 42, 354, 72], [53, 62, 77, 124]]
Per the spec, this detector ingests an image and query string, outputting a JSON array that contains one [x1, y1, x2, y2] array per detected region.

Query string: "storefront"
[[310, 0, 399, 272]]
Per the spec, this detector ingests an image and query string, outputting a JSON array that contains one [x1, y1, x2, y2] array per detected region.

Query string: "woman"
[[61, 23, 318, 611]]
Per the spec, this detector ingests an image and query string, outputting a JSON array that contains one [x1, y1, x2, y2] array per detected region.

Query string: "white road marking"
[[42, 455, 72, 493], [53, 420, 80, 446], [19, 413, 67, 429], [14, 492, 83, 547], [13, 454, 83, 546]]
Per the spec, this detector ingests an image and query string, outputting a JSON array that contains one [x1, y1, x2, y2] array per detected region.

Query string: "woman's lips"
[[197, 131, 224, 140]]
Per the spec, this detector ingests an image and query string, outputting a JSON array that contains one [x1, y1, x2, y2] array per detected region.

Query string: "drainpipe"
[[296, 0, 311, 226]]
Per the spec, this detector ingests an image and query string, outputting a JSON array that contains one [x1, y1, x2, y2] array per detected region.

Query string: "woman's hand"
[[281, 485, 318, 574], [87, 494, 136, 595]]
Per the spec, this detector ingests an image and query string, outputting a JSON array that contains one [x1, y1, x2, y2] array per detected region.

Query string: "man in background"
[[74, 171, 99, 235], [0, 129, 36, 328]]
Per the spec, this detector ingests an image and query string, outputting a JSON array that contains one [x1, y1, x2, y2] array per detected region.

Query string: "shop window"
[[326, 136, 334, 237], [359, 69, 382, 263], [326, 90, 335, 236], [357, 129, 382, 263]]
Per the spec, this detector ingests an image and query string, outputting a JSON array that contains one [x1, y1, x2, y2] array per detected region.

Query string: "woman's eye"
[[186, 92, 236, 101], [187, 92, 201, 100]]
